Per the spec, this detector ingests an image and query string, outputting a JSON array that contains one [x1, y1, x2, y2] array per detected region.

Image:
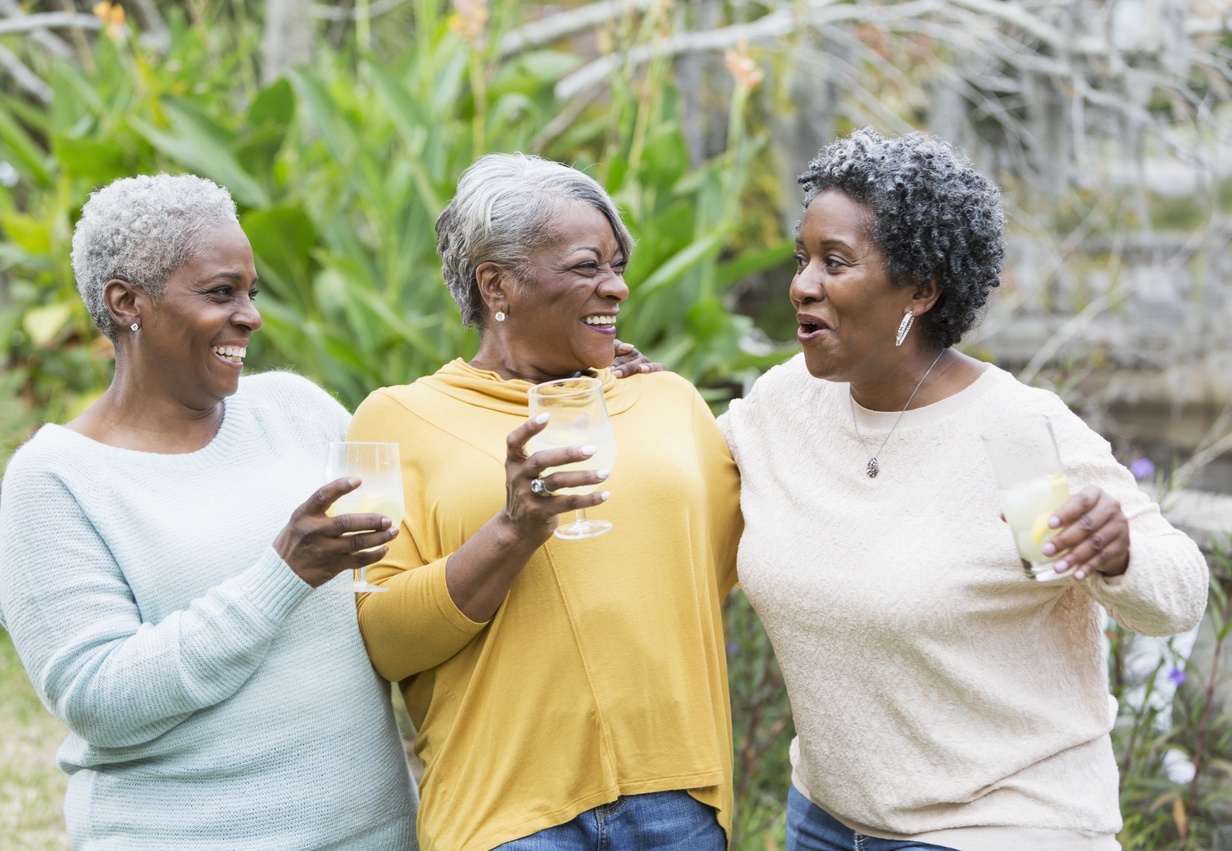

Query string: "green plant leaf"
[[130, 99, 268, 207]]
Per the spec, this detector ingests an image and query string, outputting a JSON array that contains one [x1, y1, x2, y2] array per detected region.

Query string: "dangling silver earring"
[[130, 322, 140, 332], [494, 311, 506, 323], [894, 311, 913, 347]]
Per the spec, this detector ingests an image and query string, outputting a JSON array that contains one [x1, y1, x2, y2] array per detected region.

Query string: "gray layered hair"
[[798, 127, 1005, 349], [435, 153, 634, 329], [71, 173, 240, 341]]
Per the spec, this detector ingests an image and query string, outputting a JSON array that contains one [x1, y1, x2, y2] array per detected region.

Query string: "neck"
[[470, 341, 593, 384], [849, 348, 948, 412], [68, 366, 226, 453]]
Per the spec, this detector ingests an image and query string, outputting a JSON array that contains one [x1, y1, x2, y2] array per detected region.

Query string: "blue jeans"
[[493, 789, 725, 850], [787, 786, 956, 851]]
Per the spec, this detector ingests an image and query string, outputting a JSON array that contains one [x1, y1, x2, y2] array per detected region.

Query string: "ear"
[[475, 261, 513, 317], [102, 278, 145, 331], [910, 275, 943, 316]]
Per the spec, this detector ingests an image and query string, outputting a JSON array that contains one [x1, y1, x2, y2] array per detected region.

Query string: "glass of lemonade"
[[982, 415, 1074, 581], [324, 441, 404, 592], [526, 376, 617, 540]]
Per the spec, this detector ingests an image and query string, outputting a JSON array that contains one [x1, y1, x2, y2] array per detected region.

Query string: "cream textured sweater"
[[720, 355, 1208, 851]]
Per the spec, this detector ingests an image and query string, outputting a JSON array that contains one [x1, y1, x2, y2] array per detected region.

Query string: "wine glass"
[[324, 441, 404, 592], [982, 415, 1074, 581], [526, 376, 617, 540]]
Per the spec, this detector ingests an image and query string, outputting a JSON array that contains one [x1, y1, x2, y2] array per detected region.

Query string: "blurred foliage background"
[[1, 1, 1230, 848]]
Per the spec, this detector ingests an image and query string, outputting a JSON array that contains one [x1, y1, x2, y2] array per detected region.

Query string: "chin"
[[801, 350, 833, 380]]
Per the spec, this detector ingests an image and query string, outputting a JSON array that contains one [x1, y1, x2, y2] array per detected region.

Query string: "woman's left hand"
[[1042, 485, 1130, 580], [612, 339, 663, 379]]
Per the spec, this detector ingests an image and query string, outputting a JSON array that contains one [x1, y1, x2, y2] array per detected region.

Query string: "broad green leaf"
[[23, 303, 74, 347], [241, 206, 317, 307], [633, 231, 726, 298], [52, 135, 128, 184], [130, 99, 268, 207], [0, 212, 51, 254], [248, 78, 296, 128], [0, 106, 51, 185]]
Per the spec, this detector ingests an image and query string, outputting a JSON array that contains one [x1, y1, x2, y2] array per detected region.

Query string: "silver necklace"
[[850, 349, 945, 478]]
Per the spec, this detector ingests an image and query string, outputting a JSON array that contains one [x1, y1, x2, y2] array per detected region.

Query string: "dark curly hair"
[[797, 127, 1005, 349]]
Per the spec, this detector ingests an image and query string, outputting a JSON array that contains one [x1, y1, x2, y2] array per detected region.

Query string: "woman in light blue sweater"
[[0, 174, 419, 849]]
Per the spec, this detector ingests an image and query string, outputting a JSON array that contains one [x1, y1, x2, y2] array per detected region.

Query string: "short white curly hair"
[[71, 173, 240, 341]]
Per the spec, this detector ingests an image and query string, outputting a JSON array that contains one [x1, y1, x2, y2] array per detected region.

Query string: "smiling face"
[[486, 201, 629, 381], [789, 190, 917, 385], [135, 220, 261, 407]]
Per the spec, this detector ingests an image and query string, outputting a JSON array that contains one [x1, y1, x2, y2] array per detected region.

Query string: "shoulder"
[[729, 354, 837, 422], [239, 371, 342, 408], [2, 426, 83, 490], [234, 371, 350, 441], [237, 371, 349, 418], [351, 381, 430, 423]]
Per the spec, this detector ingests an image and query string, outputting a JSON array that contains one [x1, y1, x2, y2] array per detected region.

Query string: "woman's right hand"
[[273, 477, 399, 588], [500, 413, 611, 546]]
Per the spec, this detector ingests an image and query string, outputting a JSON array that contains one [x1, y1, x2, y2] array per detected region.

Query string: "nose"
[[599, 267, 629, 303], [789, 264, 824, 309], [235, 294, 263, 332]]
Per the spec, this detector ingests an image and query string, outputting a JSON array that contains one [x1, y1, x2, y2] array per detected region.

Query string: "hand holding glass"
[[324, 441, 404, 592], [526, 377, 617, 540], [982, 415, 1075, 581]]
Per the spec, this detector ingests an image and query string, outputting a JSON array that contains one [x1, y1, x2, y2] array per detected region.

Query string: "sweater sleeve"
[[693, 390, 742, 596], [1049, 404, 1209, 636], [0, 456, 314, 749], [349, 390, 489, 682]]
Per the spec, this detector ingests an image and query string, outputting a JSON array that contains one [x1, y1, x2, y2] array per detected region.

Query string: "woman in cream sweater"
[[721, 129, 1208, 851]]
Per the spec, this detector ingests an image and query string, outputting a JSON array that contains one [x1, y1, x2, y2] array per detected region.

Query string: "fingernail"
[[1042, 542, 1055, 556], [639, 364, 649, 373], [1048, 516, 1061, 528], [1054, 560, 1069, 573], [598, 491, 611, 501], [533, 413, 549, 424], [597, 469, 610, 479], [348, 477, 362, 487], [581, 445, 596, 456]]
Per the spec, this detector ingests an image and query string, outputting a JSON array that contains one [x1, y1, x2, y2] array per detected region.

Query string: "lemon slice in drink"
[[1032, 513, 1054, 548]]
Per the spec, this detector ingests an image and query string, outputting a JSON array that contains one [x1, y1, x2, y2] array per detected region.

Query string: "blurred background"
[[0, 1, 1229, 848]]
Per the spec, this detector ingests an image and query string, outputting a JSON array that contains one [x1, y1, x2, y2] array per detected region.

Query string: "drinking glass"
[[527, 377, 617, 540], [324, 441, 404, 592], [982, 415, 1074, 581]]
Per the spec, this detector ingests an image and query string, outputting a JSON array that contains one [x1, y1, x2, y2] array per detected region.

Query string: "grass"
[[0, 629, 69, 851]]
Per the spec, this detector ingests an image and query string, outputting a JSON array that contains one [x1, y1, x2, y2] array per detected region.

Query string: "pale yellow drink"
[[998, 472, 1070, 579], [328, 493, 406, 526], [527, 430, 616, 495]]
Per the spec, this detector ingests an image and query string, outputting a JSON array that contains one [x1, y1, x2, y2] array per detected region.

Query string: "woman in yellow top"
[[348, 153, 741, 851]]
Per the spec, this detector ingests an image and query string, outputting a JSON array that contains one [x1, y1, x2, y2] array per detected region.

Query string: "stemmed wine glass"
[[324, 441, 404, 592], [527, 377, 617, 540]]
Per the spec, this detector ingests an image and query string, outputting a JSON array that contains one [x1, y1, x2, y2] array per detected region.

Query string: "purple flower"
[[1130, 457, 1155, 480], [726, 641, 739, 655], [1167, 667, 1187, 687]]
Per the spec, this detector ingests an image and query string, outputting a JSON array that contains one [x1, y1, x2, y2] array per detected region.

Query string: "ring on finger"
[[530, 477, 554, 497]]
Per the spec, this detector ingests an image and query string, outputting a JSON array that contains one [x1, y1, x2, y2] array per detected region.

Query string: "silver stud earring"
[[130, 322, 140, 332], [894, 311, 913, 347], [494, 311, 506, 322]]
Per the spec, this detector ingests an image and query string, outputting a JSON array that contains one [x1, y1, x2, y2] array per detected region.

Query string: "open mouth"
[[583, 315, 616, 331], [797, 314, 830, 339], [212, 345, 246, 365]]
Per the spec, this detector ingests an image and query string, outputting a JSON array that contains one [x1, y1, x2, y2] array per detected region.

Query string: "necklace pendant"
[[866, 457, 879, 478]]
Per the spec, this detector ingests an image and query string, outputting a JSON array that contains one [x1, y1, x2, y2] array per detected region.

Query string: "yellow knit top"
[[350, 359, 741, 851]]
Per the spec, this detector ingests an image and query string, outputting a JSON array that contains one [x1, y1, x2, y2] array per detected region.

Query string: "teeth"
[[583, 316, 615, 326], [212, 346, 246, 364]]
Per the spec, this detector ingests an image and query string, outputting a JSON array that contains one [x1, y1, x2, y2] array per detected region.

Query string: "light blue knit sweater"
[[0, 372, 418, 849]]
